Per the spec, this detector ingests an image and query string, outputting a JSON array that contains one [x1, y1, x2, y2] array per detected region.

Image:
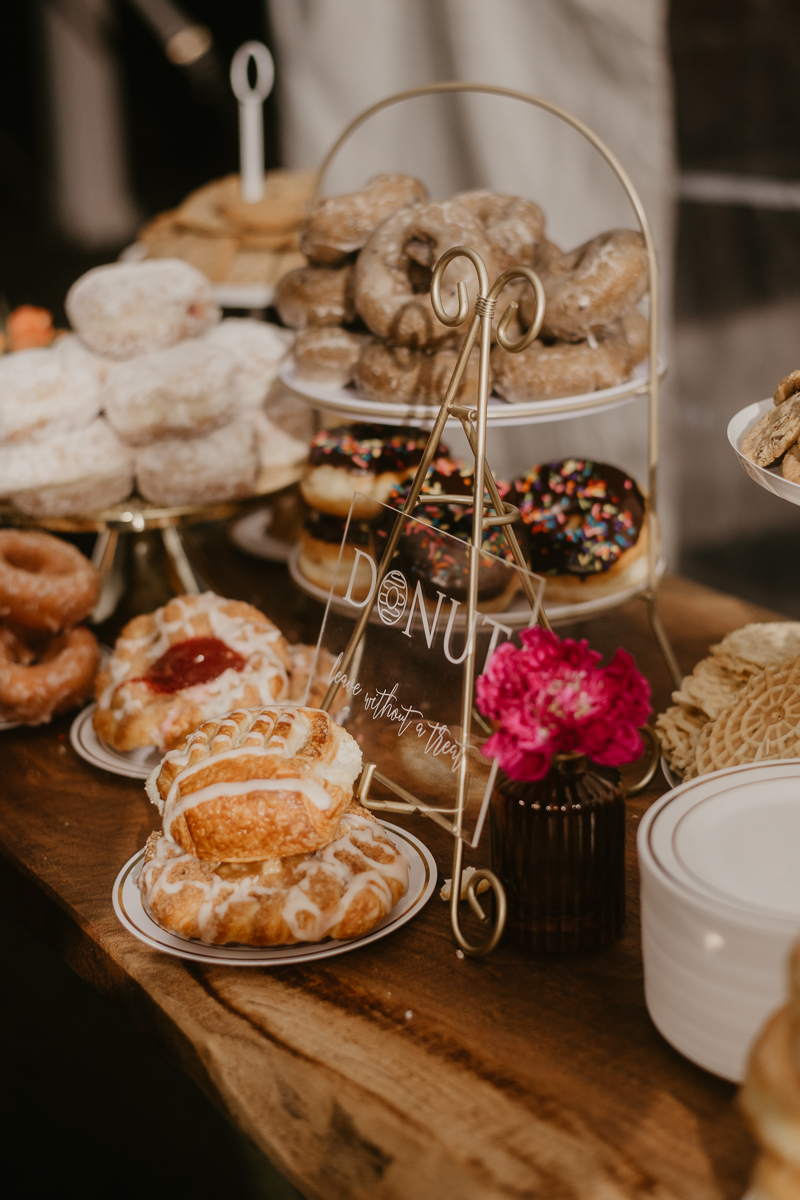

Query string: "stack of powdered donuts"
[[277, 173, 649, 404]]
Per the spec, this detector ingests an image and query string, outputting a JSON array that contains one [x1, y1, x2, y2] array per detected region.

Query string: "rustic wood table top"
[[0, 533, 775, 1199]]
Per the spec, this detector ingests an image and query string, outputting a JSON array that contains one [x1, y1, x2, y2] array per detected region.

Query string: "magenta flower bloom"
[[475, 627, 651, 781]]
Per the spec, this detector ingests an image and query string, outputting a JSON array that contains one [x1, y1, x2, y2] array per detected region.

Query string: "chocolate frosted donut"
[[453, 191, 546, 270], [354, 340, 484, 406], [354, 199, 497, 348], [300, 174, 428, 265], [276, 263, 355, 329], [508, 458, 647, 602]]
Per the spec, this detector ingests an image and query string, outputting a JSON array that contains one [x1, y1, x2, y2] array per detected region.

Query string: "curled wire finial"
[[489, 266, 546, 353], [430, 245, 490, 327]]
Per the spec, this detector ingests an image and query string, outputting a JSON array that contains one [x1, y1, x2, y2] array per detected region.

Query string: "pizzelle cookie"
[[703, 658, 800, 773], [711, 622, 800, 678], [742, 395, 800, 467]]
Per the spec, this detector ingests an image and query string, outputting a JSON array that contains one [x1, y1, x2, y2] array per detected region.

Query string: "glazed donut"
[[293, 326, 370, 387], [453, 190, 545, 270], [104, 339, 237, 445], [0, 335, 107, 446], [139, 804, 408, 945], [66, 259, 220, 359], [146, 704, 363, 860], [0, 622, 99, 724], [508, 459, 647, 603], [135, 419, 258, 507], [0, 530, 99, 631], [490, 318, 641, 403], [526, 230, 648, 342], [298, 510, 376, 600], [94, 593, 291, 752], [353, 339, 484, 406], [301, 424, 439, 519], [275, 263, 355, 329], [353, 199, 497, 348], [204, 318, 294, 412], [300, 173, 428, 265]]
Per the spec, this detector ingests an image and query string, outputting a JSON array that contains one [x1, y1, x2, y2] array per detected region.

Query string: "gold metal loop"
[[625, 725, 660, 797], [431, 245, 490, 327], [482, 502, 520, 527], [489, 266, 546, 353], [452, 868, 507, 957]]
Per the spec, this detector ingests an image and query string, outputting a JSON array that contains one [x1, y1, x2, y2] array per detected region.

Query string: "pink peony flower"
[[476, 627, 650, 781]]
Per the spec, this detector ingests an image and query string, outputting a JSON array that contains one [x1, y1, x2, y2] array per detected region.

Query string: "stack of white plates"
[[638, 760, 800, 1082]]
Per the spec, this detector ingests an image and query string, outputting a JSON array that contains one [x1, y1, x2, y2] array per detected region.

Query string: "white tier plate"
[[71, 703, 161, 780], [660, 756, 680, 789], [288, 544, 663, 627], [228, 505, 296, 562], [728, 398, 800, 507], [280, 358, 664, 428], [638, 760, 800, 1082], [112, 821, 436, 966]]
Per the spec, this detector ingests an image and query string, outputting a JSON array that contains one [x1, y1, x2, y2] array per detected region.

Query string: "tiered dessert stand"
[[282, 84, 675, 956]]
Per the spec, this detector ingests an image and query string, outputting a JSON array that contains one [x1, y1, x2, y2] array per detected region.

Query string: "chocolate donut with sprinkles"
[[300, 423, 447, 519], [508, 459, 648, 604]]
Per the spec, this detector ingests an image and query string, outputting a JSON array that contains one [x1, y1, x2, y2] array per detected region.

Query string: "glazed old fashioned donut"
[[298, 510, 376, 600], [145, 704, 363, 860], [353, 199, 497, 348], [293, 326, 369, 387], [139, 803, 409, 945], [353, 339, 485, 406], [0, 622, 99, 724], [301, 424, 440, 519], [93, 593, 291, 752], [527, 229, 648, 342], [275, 263, 355, 329], [508, 458, 648, 603], [0, 530, 99, 631], [453, 190, 546, 270], [300, 173, 428, 265]]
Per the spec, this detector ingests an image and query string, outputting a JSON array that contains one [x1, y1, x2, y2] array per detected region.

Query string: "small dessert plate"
[[660, 756, 680, 789], [728, 398, 800, 508], [228, 505, 296, 562], [112, 821, 437, 965], [70, 702, 161, 780]]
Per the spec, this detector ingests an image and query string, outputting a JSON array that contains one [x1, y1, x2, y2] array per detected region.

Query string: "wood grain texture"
[[0, 564, 775, 1199]]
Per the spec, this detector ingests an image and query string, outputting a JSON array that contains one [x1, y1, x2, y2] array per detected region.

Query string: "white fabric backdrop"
[[267, 0, 678, 553]]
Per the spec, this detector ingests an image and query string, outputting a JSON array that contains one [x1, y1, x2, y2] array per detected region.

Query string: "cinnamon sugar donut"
[[134, 419, 257, 507], [528, 230, 648, 342], [0, 530, 99, 631], [453, 190, 545, 270], [353, 199, 497, 348], [139, 803, 408, 945], [66, 259, 220, 359], [275, 263, 355, 329], [94, 593, 291, 752], [293, 326, 369, 387], [300, 173, 428, 265], [354, 339, 484, 406], [0, 622, 99, 724]]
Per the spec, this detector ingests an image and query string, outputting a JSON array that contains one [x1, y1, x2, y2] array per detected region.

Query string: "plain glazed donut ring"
[[353, 199, 497, 348], [490, 317, 643, 403], [275, 263, 355, 329], [0, 530, 99, 632], [293, 326, 369, 387], [453, 190, 546, 270], [526, 229, 648, 342], [300, 174, 428, 265], [354, 340, 485, 406], [0, 623, 99, 724]]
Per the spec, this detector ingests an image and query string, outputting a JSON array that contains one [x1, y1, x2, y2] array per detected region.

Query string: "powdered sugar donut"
[[135, 419, 257, 506], [2, 418, 134, 516], [354, 199, 497, 348], [104, 338, 237, 445], [453, 190, 546, 270], [204, 318, 294, 412], [300, 173, 428, 265], [0, 334, 107, 446], [293, 326, 369, 387], [275, 263, 355, 329], [66, 259, 220, 359]]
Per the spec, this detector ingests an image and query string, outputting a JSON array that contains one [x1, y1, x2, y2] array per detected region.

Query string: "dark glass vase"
[[490, 754, 626, 955]]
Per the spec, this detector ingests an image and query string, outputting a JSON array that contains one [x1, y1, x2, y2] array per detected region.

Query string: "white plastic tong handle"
[[230, 41, 275, 204]]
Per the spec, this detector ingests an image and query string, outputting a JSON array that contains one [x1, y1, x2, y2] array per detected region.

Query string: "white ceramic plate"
[[112, 821, 437, 965], [228, 505, 296, 562], [70, 703, 161, 780], [280, 359, 664, 428], [660, 756, 680, 789], [638, 760, 800, 1082], [728, 398, 800, 508]]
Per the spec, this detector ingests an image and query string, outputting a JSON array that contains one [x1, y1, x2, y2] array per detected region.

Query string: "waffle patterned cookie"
[[703, 659, 800, 772], [146, 704, 362, 861], [139, 802, 408, 946], [93, 593, 290, 752]]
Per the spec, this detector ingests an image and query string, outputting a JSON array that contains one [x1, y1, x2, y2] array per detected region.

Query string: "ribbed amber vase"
[[490, 754, 626, 955]]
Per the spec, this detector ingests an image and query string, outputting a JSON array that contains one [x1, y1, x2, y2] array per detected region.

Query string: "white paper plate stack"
[[638, 760, 800, 1082]]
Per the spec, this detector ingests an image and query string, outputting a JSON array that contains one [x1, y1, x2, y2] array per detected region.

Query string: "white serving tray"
[[728, 398, 800, 508]]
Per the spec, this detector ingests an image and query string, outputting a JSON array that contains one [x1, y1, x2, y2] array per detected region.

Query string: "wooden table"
[[0, 548, 774, 1200]]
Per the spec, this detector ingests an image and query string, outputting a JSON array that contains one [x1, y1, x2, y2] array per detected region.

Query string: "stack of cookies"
[[742, 370, 800, 482], [656, 622, 800, 781], [136, 170, 314, 288]]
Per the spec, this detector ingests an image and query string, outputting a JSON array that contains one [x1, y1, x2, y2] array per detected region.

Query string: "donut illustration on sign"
[[377, 570, 408, 625]]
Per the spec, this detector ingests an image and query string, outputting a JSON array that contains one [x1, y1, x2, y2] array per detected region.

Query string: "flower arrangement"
[[476, 627, 651, 781]]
